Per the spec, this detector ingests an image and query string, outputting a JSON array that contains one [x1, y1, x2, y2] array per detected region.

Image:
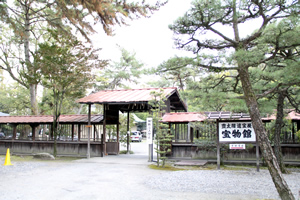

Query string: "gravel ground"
[[145, 168, 300, 199], [0, 155, 300, 200]]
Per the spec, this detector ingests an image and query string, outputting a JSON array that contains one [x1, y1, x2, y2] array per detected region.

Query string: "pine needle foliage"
[[149, 89, 172, 168]]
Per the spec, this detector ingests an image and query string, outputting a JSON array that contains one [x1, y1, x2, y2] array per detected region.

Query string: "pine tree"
[[149, 89, 172, 167]]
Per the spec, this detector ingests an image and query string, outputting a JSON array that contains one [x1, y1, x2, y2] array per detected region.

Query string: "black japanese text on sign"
[[218, 121, 256, 142]]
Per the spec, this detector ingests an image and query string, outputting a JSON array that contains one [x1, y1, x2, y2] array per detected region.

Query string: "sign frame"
[[218, 120, 256, 143], [146, 118, 153, 162], [216, 120, 259, 172], [146, 118, 153, 145]]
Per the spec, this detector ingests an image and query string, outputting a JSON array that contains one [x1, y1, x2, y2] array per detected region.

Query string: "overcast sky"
[[91, 0, 193, 69]]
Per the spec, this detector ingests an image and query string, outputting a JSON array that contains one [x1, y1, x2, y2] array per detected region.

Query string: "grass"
[[148, 161, 270, 171], [149, 164, 186, 171], [119, 150, 134, 154]]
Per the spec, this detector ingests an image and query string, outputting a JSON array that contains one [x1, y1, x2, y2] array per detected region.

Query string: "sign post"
[[216, 119, 220, 170], [146, 118, 153, 162], [217, 121, 259, 171]]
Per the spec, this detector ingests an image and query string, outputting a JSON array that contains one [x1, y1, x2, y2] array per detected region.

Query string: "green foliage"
[[150, 56, 200, 91], [95, 47, 144, 90], [149, 164, 185, 171], [169, 1, 299, 197], [0, 0, 163, 114], [134, 113, 148, 121], [0, 83, 31, 115], [296, 130, 300, 143], [34, 29, 104, 156], [186, 72, 247, 112], [149, 89, 172, 168], [118, 113, 135, 148], [119, 150, 134, 154], [265, 118, 295, 144], [39, 88, 81, 115]]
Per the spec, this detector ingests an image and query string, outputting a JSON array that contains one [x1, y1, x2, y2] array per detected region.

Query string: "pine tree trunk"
[[30, 84, 39, 115], [274, 90, 287, 173], [238, 66, 294, 200], [24, 4, 39, 115]]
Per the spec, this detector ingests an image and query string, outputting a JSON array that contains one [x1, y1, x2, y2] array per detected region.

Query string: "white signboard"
[[229, 144, 246, 149], [219, 121, 256, 142], [146, 118, 153, 144]]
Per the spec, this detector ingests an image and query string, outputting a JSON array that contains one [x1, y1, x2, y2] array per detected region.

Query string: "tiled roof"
[[77, 87, 178, 104], [204, 111, 250, 119], [161, 112, 206, 123], [0, 115, 103, 124], [262, 110, 300, 121], [161, 110, 300, 123], [288, 111, 300, 120]]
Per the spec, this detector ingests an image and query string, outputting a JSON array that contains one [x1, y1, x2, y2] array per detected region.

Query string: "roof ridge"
[[166, 112, 200, 115], [93, 87, 177, 92]]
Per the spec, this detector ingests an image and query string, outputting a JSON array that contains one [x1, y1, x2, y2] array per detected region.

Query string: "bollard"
[[3, 148, 13, 166]]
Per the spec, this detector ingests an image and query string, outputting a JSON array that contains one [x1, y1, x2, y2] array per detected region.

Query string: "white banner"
[[146, 118, 153, 144], [219, 121, 256, 142]]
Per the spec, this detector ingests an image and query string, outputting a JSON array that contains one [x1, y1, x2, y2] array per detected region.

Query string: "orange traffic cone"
[[3, 148, 13, 166]]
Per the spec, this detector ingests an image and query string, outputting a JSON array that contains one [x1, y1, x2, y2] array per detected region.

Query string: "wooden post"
[[190, 127, 194, 143], [50, 124, 53, 140], [256, 141, 260, 172], [12, 125, 17, 140], [127, 111, 130, 154], [31, 124, 36, 141], [71, 124, 74, 141], [175, 124, 178, 142], [103, 104, 107, 156], [78, 124, 81, 141], [117, 113, 120, 154], [187, 123, 190, 142], [93, 125, 96, 142], [292, 121, 295, 143], [217, 119, 220, 170], [87, 104, 91, 159]]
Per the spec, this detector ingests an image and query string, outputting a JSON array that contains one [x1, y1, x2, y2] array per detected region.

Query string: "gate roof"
[[77, 87, 187, 112]]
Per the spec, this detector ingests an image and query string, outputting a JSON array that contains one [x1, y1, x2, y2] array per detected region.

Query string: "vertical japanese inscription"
[[146, 118, 153, 144]]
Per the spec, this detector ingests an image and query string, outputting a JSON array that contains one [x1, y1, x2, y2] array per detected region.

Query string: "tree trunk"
[[238, 65, 294, 200], [24, 3, 39, 115], [30, 84, 39, 115], [274, 90, 287, 173]]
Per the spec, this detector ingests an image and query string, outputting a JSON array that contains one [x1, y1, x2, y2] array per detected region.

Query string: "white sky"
[[91, 0, 193, 69]]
